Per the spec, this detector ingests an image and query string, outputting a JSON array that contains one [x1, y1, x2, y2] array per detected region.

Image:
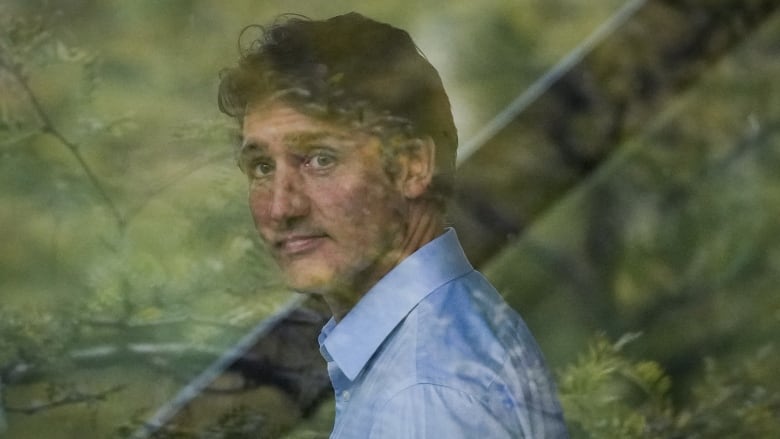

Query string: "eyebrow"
[[284, 130, 350, 144], [240, 130, 355, 155]]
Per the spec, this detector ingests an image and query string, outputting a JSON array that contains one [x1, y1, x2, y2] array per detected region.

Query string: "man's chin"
[[282, 267, 336, 295]]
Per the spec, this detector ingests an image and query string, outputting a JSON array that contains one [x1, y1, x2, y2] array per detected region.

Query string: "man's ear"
[[396, 136, 435, 200]]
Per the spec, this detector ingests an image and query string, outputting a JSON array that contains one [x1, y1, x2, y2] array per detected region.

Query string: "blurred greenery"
[[1, 0, 778, 438]]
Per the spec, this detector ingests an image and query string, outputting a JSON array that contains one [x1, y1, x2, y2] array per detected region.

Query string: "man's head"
[[218, 12, 457, 204], [218, 13, 457, 316]]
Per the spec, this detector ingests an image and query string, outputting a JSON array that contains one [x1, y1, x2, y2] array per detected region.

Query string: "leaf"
[[54, 40, 88, 63]]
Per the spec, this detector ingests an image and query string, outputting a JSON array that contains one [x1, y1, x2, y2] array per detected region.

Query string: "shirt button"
[[341, 391, 350, 401]]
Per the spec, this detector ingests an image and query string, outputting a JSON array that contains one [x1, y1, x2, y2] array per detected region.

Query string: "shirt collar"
[[319, 228, 473, 380]]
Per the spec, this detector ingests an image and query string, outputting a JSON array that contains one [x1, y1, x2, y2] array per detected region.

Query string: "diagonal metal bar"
[[456, 0, 648, 166], [452, 0, 779, 266], [128, 295, 312, 439]]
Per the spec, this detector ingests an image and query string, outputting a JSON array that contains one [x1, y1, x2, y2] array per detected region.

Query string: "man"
[[218, 12, 568, 438]]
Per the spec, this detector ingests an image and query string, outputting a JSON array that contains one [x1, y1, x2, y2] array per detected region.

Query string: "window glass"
[[1, 1, 777, 437]]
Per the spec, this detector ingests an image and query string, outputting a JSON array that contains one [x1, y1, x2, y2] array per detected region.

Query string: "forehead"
[[238, 101, 387, 170], [242, 102, 338, 137], [242, 101, 356, 144]]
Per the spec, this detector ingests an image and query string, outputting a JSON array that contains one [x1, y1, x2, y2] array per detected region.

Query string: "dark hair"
[[217, 12, 457, 207]]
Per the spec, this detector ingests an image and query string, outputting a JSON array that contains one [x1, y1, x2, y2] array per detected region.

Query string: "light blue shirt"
[[318, 229, 568, 438]]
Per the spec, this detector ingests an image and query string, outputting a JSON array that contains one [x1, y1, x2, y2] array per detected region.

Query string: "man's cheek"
[[249, 199, 271, 230]]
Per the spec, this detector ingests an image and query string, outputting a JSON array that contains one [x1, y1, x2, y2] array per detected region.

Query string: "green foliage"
[[2, 0, 779, 438], [1, 4, 289, 437], [559, 334, 673, 439], [0, 309, 74, 372], [560, 336, 780, 439], [675, 346, 780, 438]]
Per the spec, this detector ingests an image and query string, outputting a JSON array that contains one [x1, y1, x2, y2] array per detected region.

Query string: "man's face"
[[239, 101, 410, 302]]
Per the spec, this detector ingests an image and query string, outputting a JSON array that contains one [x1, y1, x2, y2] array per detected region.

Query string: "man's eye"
[[305, 152, 336, 170], [251, 161, 274, 177]]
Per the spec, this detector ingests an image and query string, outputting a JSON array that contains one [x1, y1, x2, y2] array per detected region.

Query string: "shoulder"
[[362, 271, 515, 398], [411, 271, 536, 385], [400, 272, 568, 435]]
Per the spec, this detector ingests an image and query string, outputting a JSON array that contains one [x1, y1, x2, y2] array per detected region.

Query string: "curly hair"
[[217, 12, 458, 208]]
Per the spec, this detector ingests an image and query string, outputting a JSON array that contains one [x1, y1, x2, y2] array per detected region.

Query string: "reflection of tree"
[[0, 30, 123, 227], [454, 0, 780, 266], [5, 384, 125, 415], [482, 6, 780, 435], [0, 10, 287, 437], [2, 1, 780, 438]]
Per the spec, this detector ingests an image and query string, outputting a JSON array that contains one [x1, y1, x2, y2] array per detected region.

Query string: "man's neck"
[[326, 202, 444, 322]]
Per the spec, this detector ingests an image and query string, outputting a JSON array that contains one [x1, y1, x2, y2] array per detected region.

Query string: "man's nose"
[[268, 168, 309, 222]]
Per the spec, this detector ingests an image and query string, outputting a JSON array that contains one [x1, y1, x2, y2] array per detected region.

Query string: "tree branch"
[[4, 384, 126, 415], [123, 150, 232, 224], [82, 314, 246, 331], [69, 342, 227, 363], [0, 52, 126, 229]]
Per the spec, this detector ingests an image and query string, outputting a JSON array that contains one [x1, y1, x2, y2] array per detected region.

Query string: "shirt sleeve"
[[368, 383, 522, 439]]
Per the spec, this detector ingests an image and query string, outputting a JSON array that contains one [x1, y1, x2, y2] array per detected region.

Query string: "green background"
[[1, 1, 778, 437]]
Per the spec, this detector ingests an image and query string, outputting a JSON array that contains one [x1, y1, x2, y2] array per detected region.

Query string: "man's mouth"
[[274, 233, 328, 256]]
